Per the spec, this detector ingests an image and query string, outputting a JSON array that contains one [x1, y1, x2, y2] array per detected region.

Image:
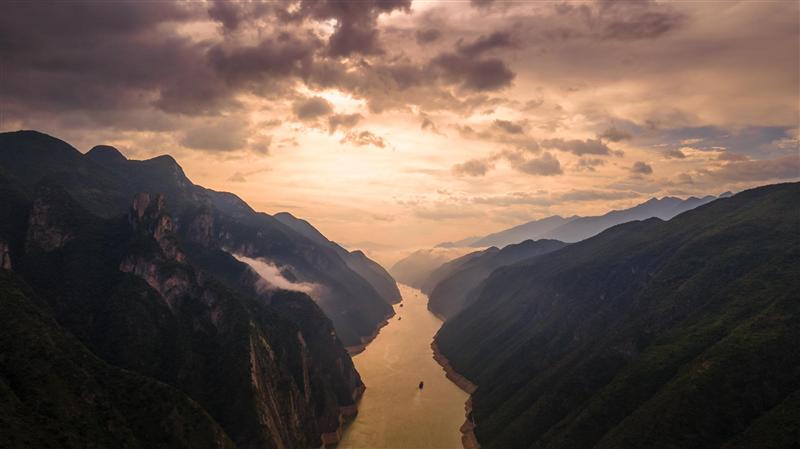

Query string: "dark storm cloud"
[[430, 53, 515, 91], [541, 138, 611, 156], [416, 29, 443, 44], [0, 1, 211, 116], [457, 31, 516, 57], [289, 0, 412, 57], [208, 34, 319, 86], [293, 97, 334, 121]]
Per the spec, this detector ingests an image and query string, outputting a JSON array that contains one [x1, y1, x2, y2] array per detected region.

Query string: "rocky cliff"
[[0, 180, 365, 449], [0, 130, 397, 347]]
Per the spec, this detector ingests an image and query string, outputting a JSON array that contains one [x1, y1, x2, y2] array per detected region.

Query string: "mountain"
[[0, 130, 395, 347], [0, 174, 364, 448], [426, 239, 567, 320], [435, 183, 800, 449], [436, 235, 482, 248], [471, 215, 575, 248], [274, 212, 401, 304], [470, 195, 728, 248], [420, 247, 500, 295], [389, 247, 473, 289], [0, 270, 235, 449]]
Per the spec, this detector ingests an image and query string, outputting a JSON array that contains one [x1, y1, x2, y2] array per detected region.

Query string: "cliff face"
[[435, 183, 800, 449], [0, 130, 396, 347], [0, 183, 364, 449]]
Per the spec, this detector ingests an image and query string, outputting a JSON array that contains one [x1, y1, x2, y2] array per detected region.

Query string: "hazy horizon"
[[2, 1, 798, 252]]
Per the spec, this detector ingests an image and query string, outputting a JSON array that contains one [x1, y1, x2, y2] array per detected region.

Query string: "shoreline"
[[345, 309, 396, 355], [321, 384, 366, 446], [431, 341, 480, 449]]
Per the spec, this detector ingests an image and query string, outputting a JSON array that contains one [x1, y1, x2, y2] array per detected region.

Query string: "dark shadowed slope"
[[274, 212, 401, 304], [0, 130, 393, 346], [420, 247, 500, 295], [0, 271, 235, 449], [436, 183, 800, 449], [0, 178, 364, 448], [426, 239, 567, 320]]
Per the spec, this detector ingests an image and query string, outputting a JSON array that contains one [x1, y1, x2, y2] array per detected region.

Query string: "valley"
[[337, 285, 468, 449]]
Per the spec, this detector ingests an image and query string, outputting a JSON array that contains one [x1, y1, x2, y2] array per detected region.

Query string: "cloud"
[[452, 158, 494, 177], [457, 31, 516, 57], [596, 0, 686, 41], [541, 138, 612, 156], [664, 148, 687, 159], [234, 254, 321, 295], [511, 152, 563, 176], [558, 189, 639, 202], [341, 130, 387, 148], [493, 119, 525, 134], [416, 29, 442, 44], [575, 158, 607, 172], [706, 156, 800, 182], [599, 126, 632, 142], [631, 161, 654, 175], [328, 113, 363, 133], [293, 96, 334, 121], [180, 117, 249, 152], [430, 53, 515, 91]]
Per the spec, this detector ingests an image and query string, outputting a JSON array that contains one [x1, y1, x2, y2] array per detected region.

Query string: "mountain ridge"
[[435, 182, 800, 449]]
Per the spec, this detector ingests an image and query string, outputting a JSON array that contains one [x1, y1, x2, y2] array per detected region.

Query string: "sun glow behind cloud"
[[0, 0, 797, 257]]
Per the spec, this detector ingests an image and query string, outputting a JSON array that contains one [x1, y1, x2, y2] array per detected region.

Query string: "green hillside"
[[436, 182, 800, 449]]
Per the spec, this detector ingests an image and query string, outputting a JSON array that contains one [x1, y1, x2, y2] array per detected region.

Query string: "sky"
[[1, 0, 798, 261]]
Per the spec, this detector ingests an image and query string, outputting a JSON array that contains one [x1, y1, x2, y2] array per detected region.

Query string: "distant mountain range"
[[394, 193, 731, 291], [0, 130, 398, 447], [435, 182, 800, 449], [471, 193, 731, 248]]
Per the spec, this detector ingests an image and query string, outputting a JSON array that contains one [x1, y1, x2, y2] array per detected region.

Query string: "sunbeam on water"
[[336, 285, 467, 449]]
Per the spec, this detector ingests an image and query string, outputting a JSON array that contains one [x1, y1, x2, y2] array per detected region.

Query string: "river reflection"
[[336, 285, 467, 449]]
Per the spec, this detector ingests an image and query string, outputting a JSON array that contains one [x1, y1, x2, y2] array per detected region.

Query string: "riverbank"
[[345, 310, 395, 355], [431, 342, 480, 449], [320, 384, 366, 445]]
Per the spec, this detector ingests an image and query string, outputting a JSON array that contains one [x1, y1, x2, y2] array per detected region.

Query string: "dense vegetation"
[[0, 271, 235, 449], [436, 183, 800, 449], [425, 239, 567, 320], [0, 131, 377, 448]]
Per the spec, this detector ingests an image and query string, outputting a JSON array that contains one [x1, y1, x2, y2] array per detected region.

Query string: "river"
[[336, 284, 468, 449]]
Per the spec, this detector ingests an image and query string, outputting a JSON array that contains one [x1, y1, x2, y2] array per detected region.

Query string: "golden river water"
[[336, 284, 468, 449]]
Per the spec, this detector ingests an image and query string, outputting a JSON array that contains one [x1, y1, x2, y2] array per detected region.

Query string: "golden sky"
[[2, 1, 798, 261]]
